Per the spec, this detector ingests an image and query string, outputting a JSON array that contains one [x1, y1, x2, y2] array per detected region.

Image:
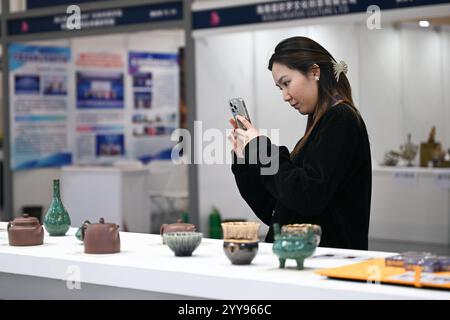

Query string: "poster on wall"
[[127, 52, 179, 162], [73, 51, 127, 164], [9, 43, 72, 170]]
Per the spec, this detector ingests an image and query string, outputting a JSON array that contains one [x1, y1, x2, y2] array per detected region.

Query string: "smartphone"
[[229, 98, 251, 130]]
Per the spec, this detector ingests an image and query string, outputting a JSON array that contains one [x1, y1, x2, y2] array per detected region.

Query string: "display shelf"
[[1, 222, 449, 299], [371, 165, 450, 244], [373, 166, 450, 175]]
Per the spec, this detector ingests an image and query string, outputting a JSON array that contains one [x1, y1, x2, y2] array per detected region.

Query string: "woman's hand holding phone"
[[228, 115, 260, 158]]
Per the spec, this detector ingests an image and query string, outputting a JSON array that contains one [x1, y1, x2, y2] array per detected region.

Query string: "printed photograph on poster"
[[42, 74, 68, 96], [96, 134, 125, 157], [14, 74, 40, 95], [132, 72, 153, 88], [132, 112, 177, 137], [132, 112, 176, 125], [132, 114, 156, 124], [134, 92, 152, 109], [132, 125, 176, 137], [76, 71, 124, 109]]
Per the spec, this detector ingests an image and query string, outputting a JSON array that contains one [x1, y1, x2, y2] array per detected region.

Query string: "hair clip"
[[331, 59, 348, 82]]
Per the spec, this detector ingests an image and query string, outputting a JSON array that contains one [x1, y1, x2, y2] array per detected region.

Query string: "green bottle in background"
[[44, 179, 71, 236], [181, 211, 190, 223], [209, 206, 222, 239]]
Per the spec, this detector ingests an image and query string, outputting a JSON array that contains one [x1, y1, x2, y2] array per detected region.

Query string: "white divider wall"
[[401, 27, 446, 154], [359, 25, 403, 164], [444, 28, 450, 148], [195, 22, 450, 240], [195, 32, 262, 233]]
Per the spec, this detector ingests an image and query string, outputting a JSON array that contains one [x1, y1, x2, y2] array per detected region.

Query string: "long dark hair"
[[268, 36, 360, 157]]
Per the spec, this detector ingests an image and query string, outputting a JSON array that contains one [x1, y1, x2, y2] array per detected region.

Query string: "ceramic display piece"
[[160, 219, 196, 244], [272, 223, 321, 270], [7, 214, 44, 246], [382, 150, 401, 166], [223, 239, 259, 265], [420, 126, 442, 167], [43, 179, 71, 236], [163, 232, 202, 257], [83, 218, 120, 254], [221, 221, 260, 241], [75, 220, 90, 242], [399, 133, 418, 167], [281, 223, 322, 246]]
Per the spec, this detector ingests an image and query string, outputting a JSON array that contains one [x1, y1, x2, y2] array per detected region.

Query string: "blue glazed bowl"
[[163, 232, 203, 257]]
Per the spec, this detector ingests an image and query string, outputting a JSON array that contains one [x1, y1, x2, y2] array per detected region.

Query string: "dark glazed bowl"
[[223, 240, 259, 265]]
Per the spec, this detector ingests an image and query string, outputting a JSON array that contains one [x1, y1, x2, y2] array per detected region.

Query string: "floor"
[[369, 238, 450, 256]]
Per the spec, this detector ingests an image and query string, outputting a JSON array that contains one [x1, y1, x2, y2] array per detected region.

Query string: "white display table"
[[371, 166, 450, 244], [61, 165, 150, 234], [0, 223, 448, 300]]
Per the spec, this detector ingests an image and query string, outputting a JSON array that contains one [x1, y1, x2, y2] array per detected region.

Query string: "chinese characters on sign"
[[256, 0, 357, 22]]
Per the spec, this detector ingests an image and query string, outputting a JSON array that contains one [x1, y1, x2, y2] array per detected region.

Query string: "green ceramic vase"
[[44, 179, 71, 236]]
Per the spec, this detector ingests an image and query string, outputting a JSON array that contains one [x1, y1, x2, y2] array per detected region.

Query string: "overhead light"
[[419, 20, 430, 27]]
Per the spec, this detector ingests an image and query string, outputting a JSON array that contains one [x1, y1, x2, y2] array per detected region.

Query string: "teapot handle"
[[81, 220, 90, 240], [160, 224, 167, 236], [273, 223, 281, 236], [7, 222, 12, 231], [109, 225, 120, 232]]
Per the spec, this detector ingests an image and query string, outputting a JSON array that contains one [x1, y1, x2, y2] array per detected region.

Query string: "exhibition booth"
[[0, 0, 450, 300], [191, 0, 450, 245], [1, 0, 194, 234]]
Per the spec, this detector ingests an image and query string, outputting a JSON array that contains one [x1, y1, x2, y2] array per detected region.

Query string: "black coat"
[[231, 103, 372, 250]]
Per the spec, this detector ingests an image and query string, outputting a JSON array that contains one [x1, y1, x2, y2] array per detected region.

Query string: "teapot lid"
[[85, 217, 119, 228], [11, 214, 40, 226]]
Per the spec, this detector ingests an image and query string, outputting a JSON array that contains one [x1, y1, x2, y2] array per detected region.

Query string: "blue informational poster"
[[9, 43, 72, 170], [72, 48, 128, 165], [127, 51, 180, 163]]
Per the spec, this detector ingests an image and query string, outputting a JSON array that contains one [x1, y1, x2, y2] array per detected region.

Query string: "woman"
[[228, 36, 372, 250]]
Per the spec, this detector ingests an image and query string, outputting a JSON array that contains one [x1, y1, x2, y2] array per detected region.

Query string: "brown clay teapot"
[[82, 218, 120, 254], [7, 214, 44, 246], [160, 219, 196, 242]]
